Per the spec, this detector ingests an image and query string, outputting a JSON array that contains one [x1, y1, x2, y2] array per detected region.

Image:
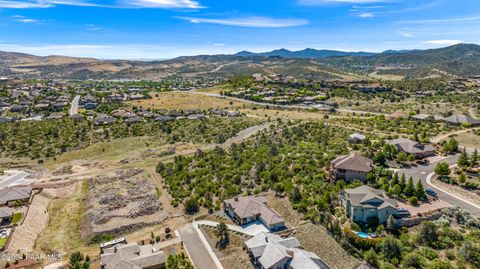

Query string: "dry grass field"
[[201, 226, 254, 269], [35, 182, 88, 254], [454, 131, 480, 148], [130, 92, 246, 110]]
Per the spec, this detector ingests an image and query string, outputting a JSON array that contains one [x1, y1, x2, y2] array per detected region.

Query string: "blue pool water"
[[356, 232, 369, 239]]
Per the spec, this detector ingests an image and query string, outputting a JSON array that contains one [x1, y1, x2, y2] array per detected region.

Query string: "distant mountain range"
[[235, 48, 376, 58], [1, 43, 480, 80]]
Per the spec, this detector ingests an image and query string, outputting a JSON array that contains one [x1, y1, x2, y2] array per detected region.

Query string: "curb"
[[426, 167, 480, 210]]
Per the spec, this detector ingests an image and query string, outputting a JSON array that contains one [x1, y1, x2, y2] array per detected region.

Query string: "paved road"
[[178, 223, 223, 269], [69, 95, 80, 116], [398, 153, 480, 217], [0, 171, 30, 189], [165, 91, 385, 116]]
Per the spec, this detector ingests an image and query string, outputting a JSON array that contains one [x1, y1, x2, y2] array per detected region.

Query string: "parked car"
[[394, 208, 411, 218], [426, 188, 438, 197]]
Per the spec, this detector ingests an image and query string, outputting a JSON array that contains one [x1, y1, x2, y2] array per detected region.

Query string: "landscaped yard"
[[10, 213, 22, 225]]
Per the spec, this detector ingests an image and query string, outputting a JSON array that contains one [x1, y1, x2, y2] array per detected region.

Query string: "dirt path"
[[431, 127, 480, 144]]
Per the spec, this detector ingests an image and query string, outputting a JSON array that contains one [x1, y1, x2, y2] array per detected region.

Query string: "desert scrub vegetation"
[[329, 115, 458, 141], [0, 117, 260, 159], [157, 120, 350, 218]]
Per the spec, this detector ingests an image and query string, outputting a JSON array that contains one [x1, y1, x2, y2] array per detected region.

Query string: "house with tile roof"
[[340, 185, 399, 224], [245, 232, 329, 269], [387, 138, 435, 159], [100, 243, 166, 269], [442, 114, 480, 126], [331, 153, 374, 182], [0, 186, 33, 205], [224, 196, 285, 231]]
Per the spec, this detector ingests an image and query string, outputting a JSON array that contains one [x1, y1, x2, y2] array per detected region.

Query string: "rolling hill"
[[0, 44, 479, 80]]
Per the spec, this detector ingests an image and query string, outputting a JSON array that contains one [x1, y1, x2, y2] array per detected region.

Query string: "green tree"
[[435, 162, 451, 177], [381, 236, 402, 261], [442, 138, 458, 154], [417, 221, 438, 246], [458, 148, 469, 167], [404, 177, 415, 197], [396, 151, 408, 163], [459, 242, 480, 268], [364, 248, 379, 268], [392, 184, 402, 196], [458, 173, 466, 184], [184, 198, 199, 214], [215, 222, 230, 249], [402, 252, 425, 269], [386, 215, 396, 232], [415, 180, 426, 199], [428, 259, 453, 269], [471, 148, 479, 165]]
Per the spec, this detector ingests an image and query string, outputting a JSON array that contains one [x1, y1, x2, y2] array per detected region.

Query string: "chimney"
[[265, 237, 268, 243], [234, 197, 239, 202], [286, 250, 294, 257]]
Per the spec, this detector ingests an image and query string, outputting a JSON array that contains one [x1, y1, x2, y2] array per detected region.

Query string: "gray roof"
[[100, 243, 166, 269], [0, 207, 13, 218], [224, 196, 284, 227], [387, 138, 435, 155], [411, 114, 432, 120], [343, 185, 398, 210], [331, 154, 373, 173], [245, 232, 328, 269], [443, 114, 480, 125], [0, 186, 32, 204]]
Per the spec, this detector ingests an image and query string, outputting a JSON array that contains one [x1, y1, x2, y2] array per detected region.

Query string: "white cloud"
[[0, 0, 101, 8], [176, 16, 308, 28], [400, 32, 415, 38], [214, 43, 225, 46], [16, 18, 38, 23], [400, 14, 480, 25], [424, 40, 462, 46], [358, 12, 374, 18], [128, 0, 202, 8], [299, 0, 389, 5]]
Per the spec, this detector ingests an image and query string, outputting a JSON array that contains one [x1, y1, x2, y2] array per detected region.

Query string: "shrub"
[[408, 196, 419, 206]]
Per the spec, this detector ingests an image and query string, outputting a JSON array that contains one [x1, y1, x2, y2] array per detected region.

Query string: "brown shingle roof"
[[225, 196, 284, 227], [331, 154, 373, 173]]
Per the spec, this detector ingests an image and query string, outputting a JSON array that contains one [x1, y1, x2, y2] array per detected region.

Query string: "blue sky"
[[1, 0, 480, 59]]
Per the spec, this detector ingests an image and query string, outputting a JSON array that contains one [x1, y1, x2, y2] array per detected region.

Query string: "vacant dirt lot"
[[267, 193, 360, 269], [8, 186, 76, 254], [85, 169, 167, 236], [35, 182, 87, 254], [201, 226, 254, 269], [295, 223, 361, 269], [131, 92, 245, 110]]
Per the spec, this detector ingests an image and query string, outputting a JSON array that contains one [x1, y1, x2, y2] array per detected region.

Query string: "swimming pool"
[[356, 232, 369, 239]]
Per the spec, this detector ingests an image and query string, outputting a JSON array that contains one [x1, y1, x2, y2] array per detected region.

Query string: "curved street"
[[397, 153, 480, 217]]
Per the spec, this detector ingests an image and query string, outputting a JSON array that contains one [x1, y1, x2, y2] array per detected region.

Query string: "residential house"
[[0, 186, 33, 206], [348, 133, 366, 144], [245, 232, 329, 269], [155, 116, 175, 122], [387, 138, 435, 159], [331, 154, 374, 182], [340, 185, 399, 224], [100, 243, 166, 269], [0, 207, 13, 224], [224, 196, 285, 231], [442, 114, 480, 126], [411, 114, 433, 121], [94, 116, 116, 125]]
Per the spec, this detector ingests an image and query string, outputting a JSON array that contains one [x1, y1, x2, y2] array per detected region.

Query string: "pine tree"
[[404, 177, 415, 197], [415, 180, 426, 199], [471, 149, 479, 165], [458, 148, 469, 167], [400, 173, 406, 190]]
